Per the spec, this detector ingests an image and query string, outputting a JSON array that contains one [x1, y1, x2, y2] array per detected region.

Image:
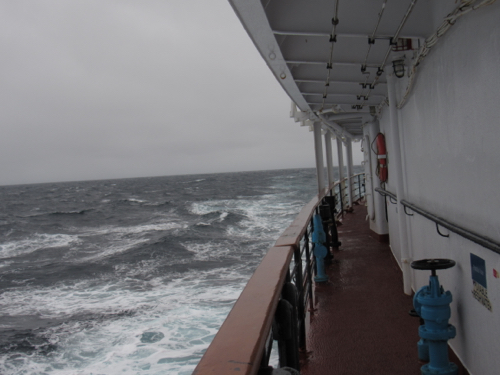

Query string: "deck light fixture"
[[392, 59, 405, 78]]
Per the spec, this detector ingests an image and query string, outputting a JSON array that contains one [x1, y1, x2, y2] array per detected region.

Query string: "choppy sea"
[[0, 168, 327, 375]]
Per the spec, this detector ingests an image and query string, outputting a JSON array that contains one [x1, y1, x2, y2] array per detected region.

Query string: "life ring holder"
[[371, 133, 388, 183]]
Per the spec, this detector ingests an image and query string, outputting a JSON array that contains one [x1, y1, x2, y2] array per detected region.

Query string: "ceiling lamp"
[[392, 59, 405, 78]]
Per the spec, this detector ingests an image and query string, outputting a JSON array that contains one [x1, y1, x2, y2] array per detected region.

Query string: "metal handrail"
[[374, 187, 396, 201], [375, 187, 500, 255], [401, 199, 500, 255]]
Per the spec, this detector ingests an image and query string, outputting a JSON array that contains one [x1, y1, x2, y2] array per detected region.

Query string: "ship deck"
[[301, 204, 467, 375]]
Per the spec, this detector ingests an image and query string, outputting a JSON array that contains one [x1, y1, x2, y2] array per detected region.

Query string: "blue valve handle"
[[412, 259, 457, 375]]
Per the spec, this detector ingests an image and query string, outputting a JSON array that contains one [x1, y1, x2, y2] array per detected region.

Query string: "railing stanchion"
[[357, 174, 361, 200], [304, 228, 314, 311], [292, 245, 306, 349], [340, 182, 344, 217]]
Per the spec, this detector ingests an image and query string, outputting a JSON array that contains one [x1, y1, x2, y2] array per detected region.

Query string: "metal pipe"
[[393, 0, 419, 42], [322, 0, 340, 107], [362, 0, 389, 72], [371, 0, 389, 41], [377, 0, 419, 72]]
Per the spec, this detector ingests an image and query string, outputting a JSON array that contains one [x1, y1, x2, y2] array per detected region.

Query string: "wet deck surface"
[[301, 203, 423, 374]]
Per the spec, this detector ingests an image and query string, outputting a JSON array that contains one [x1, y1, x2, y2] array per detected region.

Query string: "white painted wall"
[[379, 4, 500, 374]]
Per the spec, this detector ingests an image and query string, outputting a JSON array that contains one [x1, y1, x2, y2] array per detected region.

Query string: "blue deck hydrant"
[[312, 214, 328, 282], [411, 259, 458, 375]]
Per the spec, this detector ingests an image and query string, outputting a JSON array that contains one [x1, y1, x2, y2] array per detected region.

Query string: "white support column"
[[336, 137, 345, 207], [387, 71, 412, 295], [346, 138, 354, 208], [313, 122, 326, 195], [324, 131, 335, 190], [363, 121, 389, 236]]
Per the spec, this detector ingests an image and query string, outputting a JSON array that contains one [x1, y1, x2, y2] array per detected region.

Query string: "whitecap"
[[78, 220, 187, 240], [0, 233, 81, 259], [182, 241, 232, 261], [126, 198, 146, 203], [0, 268, 248, 375]]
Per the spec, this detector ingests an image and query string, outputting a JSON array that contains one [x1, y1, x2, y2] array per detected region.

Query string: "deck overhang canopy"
[[229, 0, 458, 139]]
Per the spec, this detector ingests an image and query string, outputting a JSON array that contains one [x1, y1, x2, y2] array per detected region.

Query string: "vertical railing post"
[[309, 220, 316, 278], [292, 246, 306, 349], [304, 228, 314, 312], [358, 174, 361, 200], [340, 182, 345, 217]]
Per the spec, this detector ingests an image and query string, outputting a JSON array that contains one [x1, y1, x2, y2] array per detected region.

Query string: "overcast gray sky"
[[1, 0, 362, 186]]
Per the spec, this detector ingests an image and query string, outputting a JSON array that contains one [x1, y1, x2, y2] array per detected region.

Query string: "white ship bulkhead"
[[225, 1, 500, 373], [380, 5, 500, 373]]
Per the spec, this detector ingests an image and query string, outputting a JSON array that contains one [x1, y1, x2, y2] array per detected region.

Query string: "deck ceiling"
[[230, 0, 457, 139]]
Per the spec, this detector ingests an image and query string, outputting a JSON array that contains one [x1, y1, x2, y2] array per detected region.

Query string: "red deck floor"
[[300, 204, 465, 375]]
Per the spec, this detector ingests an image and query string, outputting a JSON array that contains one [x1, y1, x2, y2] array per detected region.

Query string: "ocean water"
[[0, 168, 321, 375]]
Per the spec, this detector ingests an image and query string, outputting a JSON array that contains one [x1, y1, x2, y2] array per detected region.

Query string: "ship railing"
[[335, 173, 366, 216], [375, 187, 500, 255], [350, 172, 366, 205], [194, 174, 366, 374]]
